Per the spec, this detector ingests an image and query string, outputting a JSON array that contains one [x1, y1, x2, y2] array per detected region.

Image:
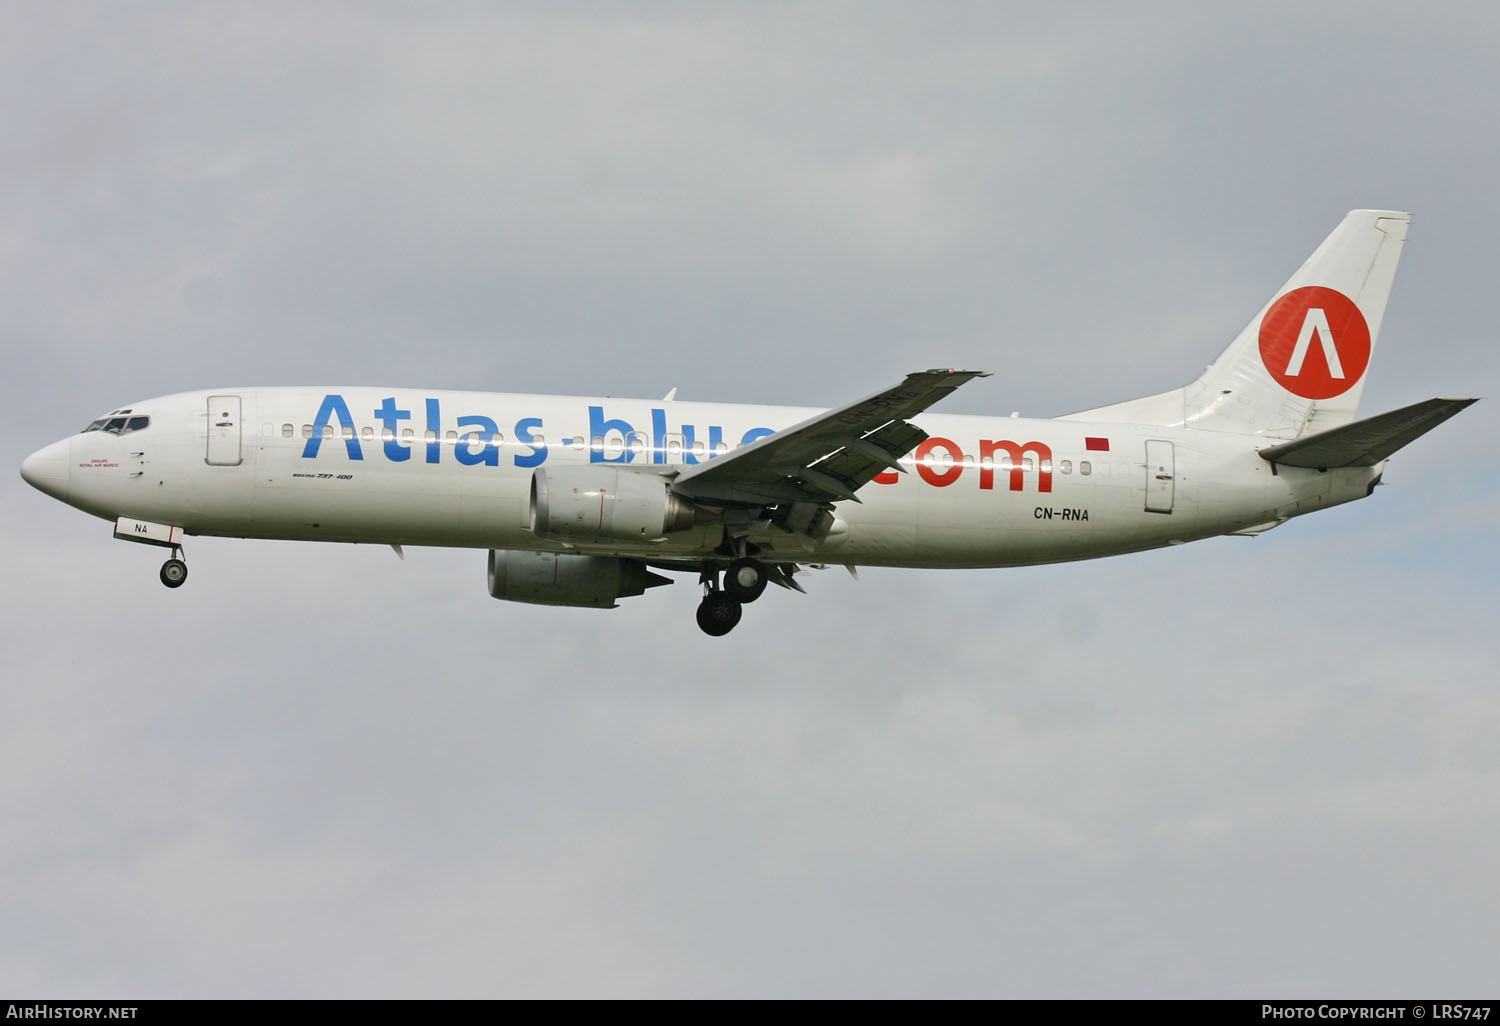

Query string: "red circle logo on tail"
[[1258, 286, 1370, 400]]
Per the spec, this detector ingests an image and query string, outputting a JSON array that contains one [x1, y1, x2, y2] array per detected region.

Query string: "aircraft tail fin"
[[1256, 397, 1477, 469], [1064, 210, 1411, 438]]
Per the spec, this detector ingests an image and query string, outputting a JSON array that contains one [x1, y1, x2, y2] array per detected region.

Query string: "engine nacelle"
[[487, 549, 671, 608], [530, 466, 696, 542]]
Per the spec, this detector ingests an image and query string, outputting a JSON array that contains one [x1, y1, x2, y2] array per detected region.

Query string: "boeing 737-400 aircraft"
[[20, 210, 1476, 635]]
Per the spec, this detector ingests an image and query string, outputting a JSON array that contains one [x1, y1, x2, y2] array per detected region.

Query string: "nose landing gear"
[[111, 518, 190, 590], [159, 547, 188, 589]]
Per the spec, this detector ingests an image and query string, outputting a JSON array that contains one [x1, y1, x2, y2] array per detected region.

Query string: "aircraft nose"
[[20, 439, 71, 501]]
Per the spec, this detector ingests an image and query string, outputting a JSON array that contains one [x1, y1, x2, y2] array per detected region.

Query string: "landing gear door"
[[206, 395, 243, 466], [1145, 439, 1174, 514]]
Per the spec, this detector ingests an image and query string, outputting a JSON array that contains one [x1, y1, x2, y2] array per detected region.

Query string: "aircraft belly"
[[840, 460, 1218, 568], [249, 445, 473, 544], [830, 489, 918, 562]]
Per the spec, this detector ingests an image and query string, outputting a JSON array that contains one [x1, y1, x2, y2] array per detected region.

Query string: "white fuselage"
[[31, 387, 1381, 568]]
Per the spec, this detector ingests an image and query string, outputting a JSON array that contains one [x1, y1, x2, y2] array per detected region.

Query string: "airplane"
[[19, 209, 1476, 636]]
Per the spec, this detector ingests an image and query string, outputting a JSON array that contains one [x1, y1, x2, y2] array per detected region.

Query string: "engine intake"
[[530, 466, 696, 542], [487, 549, 671, 608]]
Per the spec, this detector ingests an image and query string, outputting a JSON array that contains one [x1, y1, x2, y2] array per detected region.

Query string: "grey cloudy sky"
[[3, 1, 1497, 998]]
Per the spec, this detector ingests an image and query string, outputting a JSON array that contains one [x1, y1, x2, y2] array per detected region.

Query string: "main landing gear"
[[696, 590, 742, 637], [695, 557, 769, 637], [723, 557, 768, 603], [159, 547, 188, 589]]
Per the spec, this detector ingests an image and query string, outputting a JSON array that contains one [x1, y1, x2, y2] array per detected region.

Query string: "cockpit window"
[[81, 415, 150, 435]]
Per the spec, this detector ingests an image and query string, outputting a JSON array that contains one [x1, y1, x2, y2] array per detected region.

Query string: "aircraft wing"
[[670, 368, 989, 508], [1257, 397, 1478, 469]]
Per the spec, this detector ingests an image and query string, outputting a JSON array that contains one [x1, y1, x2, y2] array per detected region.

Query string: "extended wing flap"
[[673, 369, 987, 507], [799, 420, 927, 497], [1258, 397, 1477, 469]]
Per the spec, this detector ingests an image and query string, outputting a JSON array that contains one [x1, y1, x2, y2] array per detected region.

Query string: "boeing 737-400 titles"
[[20, 210, 1476, 635]]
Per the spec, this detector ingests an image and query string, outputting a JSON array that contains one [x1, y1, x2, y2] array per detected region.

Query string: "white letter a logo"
[[1283, 308, 1344, 379]]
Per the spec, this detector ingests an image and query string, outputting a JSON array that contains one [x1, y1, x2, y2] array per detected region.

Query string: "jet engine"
[[530, 466, 696, 542], [487, 549, 671, 608]]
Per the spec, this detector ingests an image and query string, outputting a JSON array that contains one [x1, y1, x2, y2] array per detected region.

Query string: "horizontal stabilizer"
[[1258, 397, 1477, 469]]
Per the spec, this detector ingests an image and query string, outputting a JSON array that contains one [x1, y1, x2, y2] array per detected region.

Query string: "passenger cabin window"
[[302, 424, 313, 439], [361, 427, 374, 441], [1080, 460, 1092, 476], [1060, 459, 1072, 474], [282, 424, 294, 438], [401, 428, 414, 442]]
